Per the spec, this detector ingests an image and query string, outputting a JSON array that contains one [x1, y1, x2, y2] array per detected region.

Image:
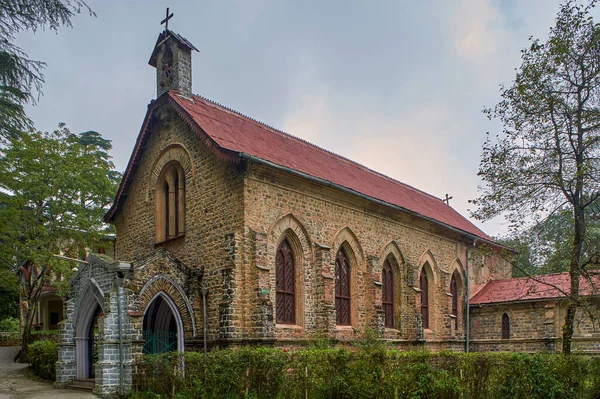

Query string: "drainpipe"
[[200, 287, 209, 355], [465, 239, 478, 353]]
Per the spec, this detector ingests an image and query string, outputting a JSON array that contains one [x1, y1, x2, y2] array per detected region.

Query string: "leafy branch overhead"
[[0, 0, 94, 139]]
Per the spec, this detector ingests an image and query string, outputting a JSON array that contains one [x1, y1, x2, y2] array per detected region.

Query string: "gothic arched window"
[[420, 269, 429, 329], [502, 313, 510, 339], [382, 259, 394, 328], [275, 239, 295, 324], [450, 272, 458, 330], [156, 162, 185, 242], [335, 247, 351, 325]]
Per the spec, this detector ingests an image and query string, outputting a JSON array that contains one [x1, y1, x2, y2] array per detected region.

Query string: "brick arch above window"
[[379, 240, 405, 269], [447, 258, 466, 284], [415, 249, 439, 286], [146, 143, 195, 201], [268, 213, 312, 259], [331, 227, 365, 270]]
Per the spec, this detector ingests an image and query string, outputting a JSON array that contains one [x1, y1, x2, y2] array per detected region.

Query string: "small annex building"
[[55, 23, 600, 396]]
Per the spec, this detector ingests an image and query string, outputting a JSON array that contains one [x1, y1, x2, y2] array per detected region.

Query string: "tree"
[[472, 0, 600, 354], [0, 0, 93, 140], [497, 205, 600, 277], [0, 124, 120, 356]]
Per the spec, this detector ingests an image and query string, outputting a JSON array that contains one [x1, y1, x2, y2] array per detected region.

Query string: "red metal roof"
[[470, 272, 600, 305], [107, 91, 492, 241]]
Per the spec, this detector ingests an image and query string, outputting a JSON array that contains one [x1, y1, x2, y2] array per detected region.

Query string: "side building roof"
[[470, 272, 600, 305], [106, 91, 493, 243]]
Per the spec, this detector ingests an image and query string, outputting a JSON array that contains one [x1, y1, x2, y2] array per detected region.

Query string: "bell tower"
[[148, 8, 198, 98]]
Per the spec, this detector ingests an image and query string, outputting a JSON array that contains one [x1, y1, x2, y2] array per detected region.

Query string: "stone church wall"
[[469, 301, 600, 354], [241, 162, 510, 349], [114, 107, 245, 345]]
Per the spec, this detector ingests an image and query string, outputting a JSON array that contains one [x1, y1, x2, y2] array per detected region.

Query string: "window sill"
[[334, 325, 354, 331], [154, 233, 185, 247], [276, 323, 304, 330], [385, 327, 400, 333]]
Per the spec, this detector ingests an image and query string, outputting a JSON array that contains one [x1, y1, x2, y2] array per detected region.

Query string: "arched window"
[[502, 313, 510, 339], [382, 259, 394, 328], [156, 162, 185, 242], [275, 239, 295, 324], [420, 268, 429, 329], [450, 272, 458, 330], [335, 247, 351, 325]]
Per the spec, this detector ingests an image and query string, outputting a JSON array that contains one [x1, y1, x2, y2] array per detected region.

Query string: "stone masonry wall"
[[242, 162, 510, 348], [470, 300, 600, 353]]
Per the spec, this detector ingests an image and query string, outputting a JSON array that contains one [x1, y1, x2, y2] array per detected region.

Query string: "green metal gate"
[[142, 330, 177, 354]]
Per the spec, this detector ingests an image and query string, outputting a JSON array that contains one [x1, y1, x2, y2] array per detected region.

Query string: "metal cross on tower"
[[443, 194, 453, 205], [161, 7, 174, 30]]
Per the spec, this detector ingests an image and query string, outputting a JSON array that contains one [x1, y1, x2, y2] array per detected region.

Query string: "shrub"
[[131, 349, 600, 399], [28, 339, 57, 380], [0, 317, 19, 332]]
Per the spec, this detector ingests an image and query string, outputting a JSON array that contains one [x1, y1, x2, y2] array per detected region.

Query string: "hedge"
[[131, 348, 600, 399], [28, 339, 58, 380]]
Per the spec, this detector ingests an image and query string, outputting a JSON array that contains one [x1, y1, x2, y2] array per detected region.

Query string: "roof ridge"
[[484, 271, 570, 284], [190, 93, 446, 204]]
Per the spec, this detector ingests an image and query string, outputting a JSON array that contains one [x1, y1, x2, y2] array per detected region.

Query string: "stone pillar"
[[313, 243, 336, 334], [55, 299, 76, 386], [95, 287, 133, 397]]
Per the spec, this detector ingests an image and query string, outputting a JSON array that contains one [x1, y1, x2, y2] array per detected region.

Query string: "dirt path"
[[0, 347, 96, 399]]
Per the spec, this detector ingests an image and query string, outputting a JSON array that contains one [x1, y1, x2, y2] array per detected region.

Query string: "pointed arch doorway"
[[74, 282, 104, 380], [142, 292, 184, 354]]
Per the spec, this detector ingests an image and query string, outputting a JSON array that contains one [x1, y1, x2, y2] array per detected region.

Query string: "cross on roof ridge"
[[161, 7, 174, 30]]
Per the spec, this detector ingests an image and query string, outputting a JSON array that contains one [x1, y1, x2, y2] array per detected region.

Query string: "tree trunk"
[[563, 204, 585, 354], [562, 303, 576, 354]]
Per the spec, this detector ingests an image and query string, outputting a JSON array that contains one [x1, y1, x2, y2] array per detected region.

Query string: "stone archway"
[[74, 280, 105, 380], [142, 292, 185, 354]]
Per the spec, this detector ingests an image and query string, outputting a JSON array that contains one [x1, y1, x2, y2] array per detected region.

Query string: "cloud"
[[450, 0, 507, 63]]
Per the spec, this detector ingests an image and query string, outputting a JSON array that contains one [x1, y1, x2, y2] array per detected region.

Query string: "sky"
[[15, 0, 568, 238]]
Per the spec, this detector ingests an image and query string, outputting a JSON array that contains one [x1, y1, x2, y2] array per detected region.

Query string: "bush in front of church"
[[28, 339, 57, 381], [131, 348, 600, 399]]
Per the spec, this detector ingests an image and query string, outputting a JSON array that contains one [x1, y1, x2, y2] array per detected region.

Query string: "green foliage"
[[131, 348, 600, 399], [0, 268, 18, 319], [0, 125, 120, 356], [496, 205, 600, 277], [0, 316, 19, 332], [0, 0, 94, 139], [28, 339, 57, 380]]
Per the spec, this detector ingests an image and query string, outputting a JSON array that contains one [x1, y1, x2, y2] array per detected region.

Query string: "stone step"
[[67, 384, 94, 392], [67, 378, 95, 391]]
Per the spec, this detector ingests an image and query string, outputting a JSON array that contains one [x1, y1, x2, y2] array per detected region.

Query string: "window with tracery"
[[451, 272, 458, 330], [382, 259, 394, 328], [156, 162, 185, 242], [275, 239, 295, 324], [502, 313, 510, 339], [420, 269, 429, 329], [335, 248, 351, 325]]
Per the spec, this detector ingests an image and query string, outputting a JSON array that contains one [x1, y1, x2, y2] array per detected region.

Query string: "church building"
[[54, 21, 600, 396]]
